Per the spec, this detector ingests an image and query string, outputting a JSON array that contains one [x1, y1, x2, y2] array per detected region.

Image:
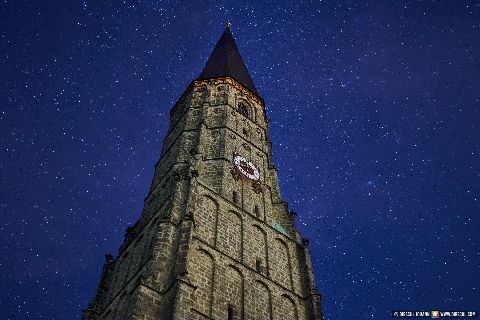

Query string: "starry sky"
[[1, 1, 479, 319]]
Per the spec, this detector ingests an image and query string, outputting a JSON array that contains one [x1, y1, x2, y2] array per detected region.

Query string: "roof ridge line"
[[197, 26, 258, 95]]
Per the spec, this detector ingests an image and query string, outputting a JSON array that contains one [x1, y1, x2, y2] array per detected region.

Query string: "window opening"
[[256, 259, 262, 272], [238, 102, 248, 118], [233, 191, 238, 205], [227, 305, 234, 320]]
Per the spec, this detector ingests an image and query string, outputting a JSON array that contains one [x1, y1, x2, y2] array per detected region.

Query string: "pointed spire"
[[198, 25, 258, 95]]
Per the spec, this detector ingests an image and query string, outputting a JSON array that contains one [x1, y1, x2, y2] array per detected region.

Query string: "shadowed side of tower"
[[83, 25, 323, 320]]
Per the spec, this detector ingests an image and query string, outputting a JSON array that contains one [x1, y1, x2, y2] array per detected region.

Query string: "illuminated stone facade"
[[83, 27, 323, 320]]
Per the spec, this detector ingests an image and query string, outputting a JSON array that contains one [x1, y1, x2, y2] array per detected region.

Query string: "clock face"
[[233, 154, 260, 181]]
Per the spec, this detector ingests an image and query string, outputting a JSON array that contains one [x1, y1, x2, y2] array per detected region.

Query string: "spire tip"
[[226, 20, 232, 29]]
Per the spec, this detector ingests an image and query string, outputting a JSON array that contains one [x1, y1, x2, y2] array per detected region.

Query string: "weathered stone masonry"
[[83, 26, 323, 320]]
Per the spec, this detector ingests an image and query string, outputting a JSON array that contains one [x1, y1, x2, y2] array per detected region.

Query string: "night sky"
[[1, 1, 479, 319]]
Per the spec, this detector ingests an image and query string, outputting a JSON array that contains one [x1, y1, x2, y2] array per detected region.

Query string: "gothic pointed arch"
[[278, 294, 298, 320], [217, 210, 243, 260], [223, 265, 244, 319], [192, 248, 215, 316], [271, 237, 293, 289], [249, 224, 268, 274], [237, 99, 251, 119], [197, 195, 219, 246], [251, 280, 273, 320]]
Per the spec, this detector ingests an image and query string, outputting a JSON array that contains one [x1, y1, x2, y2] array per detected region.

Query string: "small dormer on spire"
[[198, 24, 258, 95]]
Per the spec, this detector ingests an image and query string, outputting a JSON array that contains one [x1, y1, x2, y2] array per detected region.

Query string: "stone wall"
[[83, 78, 322, 320]]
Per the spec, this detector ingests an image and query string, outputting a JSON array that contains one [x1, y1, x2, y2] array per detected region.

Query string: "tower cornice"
[[195, 77, 264, 106], [170, 77, 264, 118]]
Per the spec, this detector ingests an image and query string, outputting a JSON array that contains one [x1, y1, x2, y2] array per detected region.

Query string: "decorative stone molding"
[[194, 77, 263, 106], [289, 210, 297, 220], [302, 238, 310, 247]]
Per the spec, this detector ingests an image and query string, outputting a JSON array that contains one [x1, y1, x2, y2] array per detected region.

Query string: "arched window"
[[238, 102, 249, 118]]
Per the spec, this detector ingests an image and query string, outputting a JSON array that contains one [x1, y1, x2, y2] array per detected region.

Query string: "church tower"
[[83, 25, 323, 320]]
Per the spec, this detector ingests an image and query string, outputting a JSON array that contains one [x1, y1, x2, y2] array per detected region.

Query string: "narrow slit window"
[[254, 205, 260, 218], [227, 305, 234, 320], [256, 259, 262, 273], [233, 191, 238, 205]]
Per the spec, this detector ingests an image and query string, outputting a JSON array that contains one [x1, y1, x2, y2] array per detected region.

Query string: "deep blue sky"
[[1, 1, 479, 319]]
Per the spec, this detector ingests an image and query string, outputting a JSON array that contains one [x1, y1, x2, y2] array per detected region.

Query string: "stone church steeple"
[[83, 25, 323, 320]]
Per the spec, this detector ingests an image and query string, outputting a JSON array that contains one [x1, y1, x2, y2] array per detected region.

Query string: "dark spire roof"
[[198, 26, 258, 95]]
